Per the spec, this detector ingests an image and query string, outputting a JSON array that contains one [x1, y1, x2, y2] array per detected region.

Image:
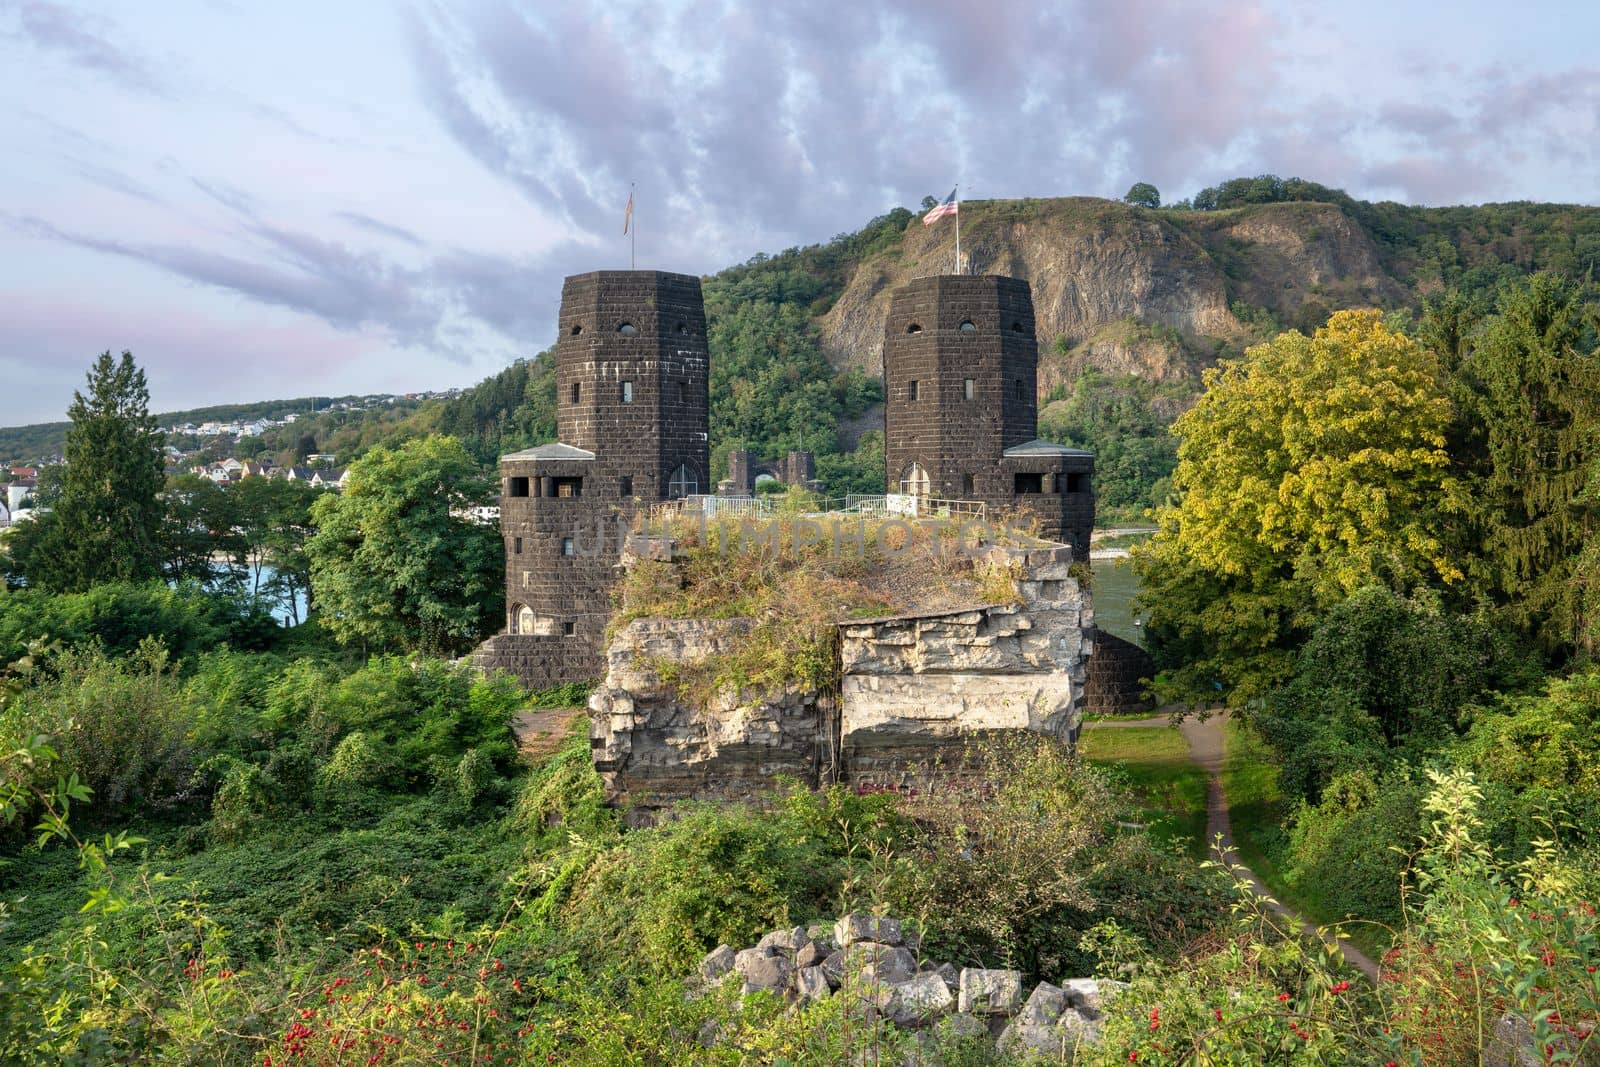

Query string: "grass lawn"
[[1079, 725, 1208, 857], [1220, 719, 1390, 960]]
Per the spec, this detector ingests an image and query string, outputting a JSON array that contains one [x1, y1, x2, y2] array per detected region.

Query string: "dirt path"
[[1083, 712, 1381, 982], [512, 706, 585, 762]]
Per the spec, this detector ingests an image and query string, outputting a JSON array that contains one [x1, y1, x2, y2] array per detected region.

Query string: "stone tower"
[[882, 274, 1094, 557], [485, 270, 710, 687]]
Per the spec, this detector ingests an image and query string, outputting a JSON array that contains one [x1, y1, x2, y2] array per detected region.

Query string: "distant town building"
[[6, 482, 35, 514]]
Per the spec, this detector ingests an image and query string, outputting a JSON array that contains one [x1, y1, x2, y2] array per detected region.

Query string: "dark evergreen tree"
[[1454, 273, 1600, 656], [22, 352, 166, 592]]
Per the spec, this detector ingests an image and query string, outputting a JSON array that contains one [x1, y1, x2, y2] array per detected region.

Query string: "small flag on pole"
[[623, 186, 634, 235], [922, 187, 958, 225]]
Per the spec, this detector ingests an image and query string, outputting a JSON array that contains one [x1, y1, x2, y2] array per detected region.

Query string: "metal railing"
[[647, 492, 985, 524]]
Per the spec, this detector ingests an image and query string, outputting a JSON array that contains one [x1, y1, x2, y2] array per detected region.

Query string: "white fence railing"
[[648, 492, 985, 524]]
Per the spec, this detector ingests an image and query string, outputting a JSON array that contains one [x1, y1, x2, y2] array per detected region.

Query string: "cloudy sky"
[[2, 1, 1597, 426]]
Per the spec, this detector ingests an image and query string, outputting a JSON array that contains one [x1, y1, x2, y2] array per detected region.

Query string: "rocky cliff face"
[[819, 197, 1407, 388]]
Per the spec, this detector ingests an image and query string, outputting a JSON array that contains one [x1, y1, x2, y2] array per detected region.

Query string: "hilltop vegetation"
[[8, 179, 1597, 518], [377, 181, 1600, 513]]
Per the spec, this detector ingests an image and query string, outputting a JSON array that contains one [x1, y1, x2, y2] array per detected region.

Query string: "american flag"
[[922, 187, 958, 225]]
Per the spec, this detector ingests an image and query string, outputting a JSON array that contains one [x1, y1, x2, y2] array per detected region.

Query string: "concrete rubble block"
[[957, 968, 1023, 1016], [1487, 1013, 1545, 1067], [698, 944, 736, 983], [737, 952, 794, 997], [876, 971, 956, 1028], [755, 926, 804, 954], [796, 965, 833, 1003], [848, 943, 919, 986], [835, 913, 903, 948], [1061, 977, 1122, 1020], [733, 946, 772, 972], [820, 950, 846, 988], [924, 961, 960, 992], [1015, 981, 1068, 1027], [795, 939, 828, 970]]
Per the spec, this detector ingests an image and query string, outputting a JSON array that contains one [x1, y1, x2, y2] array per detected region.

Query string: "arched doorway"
[[899, 462, 930, 499]]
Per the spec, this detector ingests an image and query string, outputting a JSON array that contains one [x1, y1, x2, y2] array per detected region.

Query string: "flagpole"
[[954, 186, 960, 275], [630, 182, 636, 270]]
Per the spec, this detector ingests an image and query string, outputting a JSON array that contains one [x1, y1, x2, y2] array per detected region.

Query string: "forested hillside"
[[393, 179, 1599, 515], [8, 178, 1597, 514]]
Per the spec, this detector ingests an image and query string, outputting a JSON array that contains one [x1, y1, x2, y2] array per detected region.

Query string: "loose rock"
[[878, 972, 955, 1028], [699, 944, 735, 983], [796, 965, 832, 1003], [958, 968, 1023, 1016], [835, 913, 903, 948]]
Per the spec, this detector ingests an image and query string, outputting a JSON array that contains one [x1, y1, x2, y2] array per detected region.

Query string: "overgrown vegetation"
[[611, 511, 1036, 700]]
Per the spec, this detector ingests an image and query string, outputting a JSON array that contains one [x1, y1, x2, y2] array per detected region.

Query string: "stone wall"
[[470, 633, 604, 689], [1081, 629, 1155, 716], [588, 618, 836, 809], [587, 544, 1090, 809], [839, 545, 1088, 789]]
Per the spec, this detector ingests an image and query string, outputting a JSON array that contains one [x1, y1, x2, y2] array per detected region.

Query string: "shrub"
[[555, 798, 850, 973], [0, 580, 278, 671], [1281, 768, 1425, 932], [880, 738, 1216, 979], [1, 641, 205, 815]]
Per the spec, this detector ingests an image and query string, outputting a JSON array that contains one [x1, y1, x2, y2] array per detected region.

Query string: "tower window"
[[570, 382, 580, 404], [1011, 322, 1024, 333], [959, 320, 977, 332], [678, 381, 687, 403], [906, 323, 923, 334], [514, 536, 523, 554], [563, 621, 576, 636], [618, 322, 638, 336], [908, 380, 919, 401], [570, 324, 583, 336], [964, 378, 975, 401], [1066, 472, 1085, 493], [1014, 379, 1026, 400], [621, 381, 634, 403], [961, 473, 974, 495], [1014, 473, 1044, 494], [620, 475, 633, 496], [676, 322, 688, 334], [553, 477, 582, 498], [507, 477, 530, 497], [560, 537, 575, 556]]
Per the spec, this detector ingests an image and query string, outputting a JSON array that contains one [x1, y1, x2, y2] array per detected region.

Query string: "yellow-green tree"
[[1132, 310, 1461, 702]]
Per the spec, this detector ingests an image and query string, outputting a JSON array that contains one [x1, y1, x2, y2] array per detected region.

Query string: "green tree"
[[1450, 273, 1600, 657], [1123, 182, 1161, 208], [305, 436, 501, 654], [1132, 311, 1461, 701], [159, 474, 241, 586], [21, 352, 166, 592], [233, 475, 320, 623]]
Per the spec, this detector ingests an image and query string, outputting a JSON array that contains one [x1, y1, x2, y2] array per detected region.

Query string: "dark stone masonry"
[[475, 269, 1133, 714], [471, 270, 710, 688], [882, 275, 1095, 558]]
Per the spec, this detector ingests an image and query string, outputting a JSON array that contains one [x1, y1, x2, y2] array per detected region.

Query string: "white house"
[[6, 482, 33, 513]]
